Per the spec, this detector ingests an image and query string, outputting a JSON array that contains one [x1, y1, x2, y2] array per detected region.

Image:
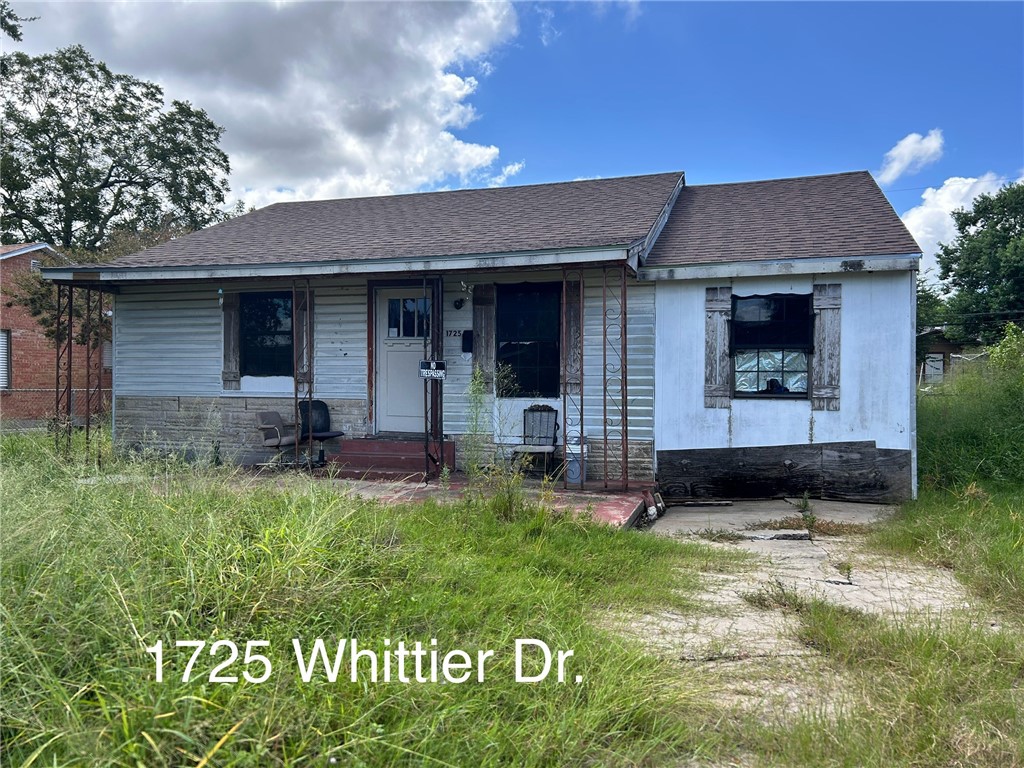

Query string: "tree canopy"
[[1, 44, 230, 251], [938, 182, 1024, 345], [0, 0, 34, 42]]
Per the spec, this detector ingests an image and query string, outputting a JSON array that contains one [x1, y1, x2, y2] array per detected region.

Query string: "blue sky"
[[468, 3, 1022, 207], [11, 1, 1024, 276]]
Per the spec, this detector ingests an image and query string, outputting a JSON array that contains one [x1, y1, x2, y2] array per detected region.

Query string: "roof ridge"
[[687, 170, 870, 189], [264, 170, 686, 210]]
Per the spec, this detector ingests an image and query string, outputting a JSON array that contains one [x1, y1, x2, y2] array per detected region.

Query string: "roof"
[[97, 172, 685, 270], [0, 243, 56, 261], [645, 171, 921, 268]]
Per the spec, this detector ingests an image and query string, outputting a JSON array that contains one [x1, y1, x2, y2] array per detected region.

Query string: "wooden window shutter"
[[704, 286, 732, 408], [811, 283, 841, 411], [294, 290, 313, 385], [471, 284, 495, 391], [222, 292, 240, 390]]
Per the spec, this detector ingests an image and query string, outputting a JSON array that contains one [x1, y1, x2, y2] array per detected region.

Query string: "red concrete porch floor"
[[326, 475, 649, 529]]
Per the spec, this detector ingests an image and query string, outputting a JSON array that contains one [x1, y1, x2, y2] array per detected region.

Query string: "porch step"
[[325, 438, 455, 476]]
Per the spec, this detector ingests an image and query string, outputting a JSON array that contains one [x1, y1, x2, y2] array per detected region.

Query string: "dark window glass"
[[496, 283, 560, 398], [731, 294, 813, 397], [731, 294, 813, 351], [240, 292, 293, 377]]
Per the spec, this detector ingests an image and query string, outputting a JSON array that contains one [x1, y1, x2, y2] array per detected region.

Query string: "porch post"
[[54, 284, 74, 456]]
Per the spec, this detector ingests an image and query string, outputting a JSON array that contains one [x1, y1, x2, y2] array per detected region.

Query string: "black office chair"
[[298, 399, 345, 465]]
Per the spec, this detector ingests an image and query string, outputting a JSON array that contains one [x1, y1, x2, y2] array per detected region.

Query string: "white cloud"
[[537, 6, 560, 46], [901, 173, 1007, 281], [487, 160, 526, 187], [15, 1, 520, 210], [877, 129, 944, 186]]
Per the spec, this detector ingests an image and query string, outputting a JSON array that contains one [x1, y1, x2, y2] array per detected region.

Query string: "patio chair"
[[256, 410, 298, 461], [511, 404, 559, 475], [298, 399, 345, 465]]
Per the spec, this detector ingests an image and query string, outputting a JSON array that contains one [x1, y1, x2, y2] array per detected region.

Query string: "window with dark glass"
[[731, 294, 813, 396], [240, 292, 293, 377], [496, 282, 560, 398]]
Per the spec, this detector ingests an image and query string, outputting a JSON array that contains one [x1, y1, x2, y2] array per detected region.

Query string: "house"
[[42, 170, 922, 501], [1, 243, 112, 428], [917, 326, 968, 385]]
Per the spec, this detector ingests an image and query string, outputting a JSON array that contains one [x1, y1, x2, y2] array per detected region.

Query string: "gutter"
[[637, 252, 922, 281], [41, 245, 631, 285]]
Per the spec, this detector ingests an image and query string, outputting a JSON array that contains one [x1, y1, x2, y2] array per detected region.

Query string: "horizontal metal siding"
[[580, 280, 655, 442], [441, 280, 480, 434], [314, 285, 368, 399], [113, 288, 222, 396]]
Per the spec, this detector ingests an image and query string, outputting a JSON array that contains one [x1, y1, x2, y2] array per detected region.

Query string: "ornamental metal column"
[[54, 284, 74, 456], [292, 279, 314, 465], [600, 265, 629, 490], [83, 287, 106, 466], [561, 268, 584, 489], [423, 275, 444, 481]]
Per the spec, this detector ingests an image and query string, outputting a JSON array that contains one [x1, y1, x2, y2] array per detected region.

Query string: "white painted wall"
[[654, 271, 915, 451]]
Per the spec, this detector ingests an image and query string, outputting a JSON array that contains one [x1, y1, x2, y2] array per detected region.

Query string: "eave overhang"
[[42, 245, 632, 285], [637, 252, 921, 281]]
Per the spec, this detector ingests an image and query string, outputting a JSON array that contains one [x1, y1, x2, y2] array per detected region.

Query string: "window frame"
[[729, 293, 814, 400]]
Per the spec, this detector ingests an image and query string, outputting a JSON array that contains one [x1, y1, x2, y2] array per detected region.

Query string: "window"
[[496, 282, 560, 398], [387, 297, 431, 338], [239, 292, 293, 377], [0, 330, 10, 389], [731, 294, 813, 396]]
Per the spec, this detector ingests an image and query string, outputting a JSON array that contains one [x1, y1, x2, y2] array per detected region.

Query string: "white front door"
[[376, 289, 431, 433]]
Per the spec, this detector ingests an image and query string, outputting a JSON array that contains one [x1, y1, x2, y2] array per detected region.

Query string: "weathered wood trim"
[[812, 283, 841, 411], [704, 286, 732, 408], [472, 283, 495, 392], [221, 292, 240, 390], [656, 440, 912, 503]]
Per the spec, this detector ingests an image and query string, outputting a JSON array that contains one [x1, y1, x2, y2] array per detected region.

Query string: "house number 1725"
[[446, 330, 462, 337]]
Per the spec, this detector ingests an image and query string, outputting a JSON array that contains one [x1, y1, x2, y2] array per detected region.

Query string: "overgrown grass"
[[871, 485, 1024, 614], [0, 432, 730, 767], [876, 359, 1024, 614], [736, 598, 1024, 766], [917, 362, 1024, 487]]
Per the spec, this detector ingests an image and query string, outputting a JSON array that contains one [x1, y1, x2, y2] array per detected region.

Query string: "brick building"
[[1, 243, 112, 428]]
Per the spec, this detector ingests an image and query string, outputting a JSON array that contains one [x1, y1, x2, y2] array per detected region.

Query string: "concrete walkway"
[[652, 497, 894, 537], [331, 475, 646, 527]]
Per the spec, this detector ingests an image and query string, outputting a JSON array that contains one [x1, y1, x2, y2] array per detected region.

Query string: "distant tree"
[[938, 182, 1024, 344], [0, 0, 35, 41], [1, 44, 230, 251]]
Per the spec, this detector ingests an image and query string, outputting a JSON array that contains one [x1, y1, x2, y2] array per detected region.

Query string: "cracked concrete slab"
[[609, 498, 991, 723]]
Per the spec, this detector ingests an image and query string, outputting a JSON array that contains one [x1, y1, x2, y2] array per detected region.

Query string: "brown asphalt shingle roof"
[[101, 172, 684, 269], [645, 171, 920, 267]]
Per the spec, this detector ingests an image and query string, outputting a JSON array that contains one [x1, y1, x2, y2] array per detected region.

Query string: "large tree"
[[1, 44, 230, 250], [938, 182, 1024, 344]]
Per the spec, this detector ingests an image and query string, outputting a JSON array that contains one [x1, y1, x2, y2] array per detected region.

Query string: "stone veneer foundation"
[[114, 395, 656, 481]]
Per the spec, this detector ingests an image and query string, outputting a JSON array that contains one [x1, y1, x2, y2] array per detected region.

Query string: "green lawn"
[[0, 433, 738, 767], [3, 428, 1023, 767]]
